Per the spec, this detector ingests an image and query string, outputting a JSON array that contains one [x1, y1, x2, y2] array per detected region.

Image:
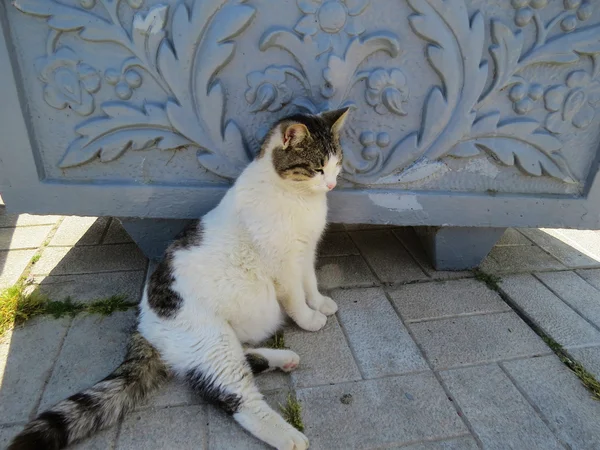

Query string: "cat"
[[9, 107, 350, 450]]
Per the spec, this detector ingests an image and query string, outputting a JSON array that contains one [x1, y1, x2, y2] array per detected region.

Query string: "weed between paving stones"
[[0, 281, 135, 337], [280, 394, 304, 432], [474, 268, 600, 401], [265, 331, 287, 349]]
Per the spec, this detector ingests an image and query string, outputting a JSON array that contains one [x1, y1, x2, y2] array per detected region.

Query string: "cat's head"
[[259, 108, 350, 193]]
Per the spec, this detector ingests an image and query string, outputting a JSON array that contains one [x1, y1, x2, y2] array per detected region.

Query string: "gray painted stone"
[[409, 312, 549, 370], [483, 245, 566, 273], [496, 228, 534, 246], [503, 356, 600, 449], [0, 317, 71, 423], [296, 374, 466, 449], [391, 437, 479, 450], [576, 268, 600, 291], [333, 287, 428, 377], [568, 346, 600, 381], [285, 316, 361, 388], [315, 255, 376, 289], [440, 364, 563, 450], [519, 228, 600, 268], [0, 249, 36, 288], [117, 405, 207, 450], [416, 227, 505, 271], [499, 274, 600, 348], [49, 216, 110, 247], [208, 390, 287, 450], [393, 228, 473, 280], [349, 230, 429, 283], [388, 279, 510, 323], [118, 218, 192, 260], [0, 225, 51, 250], [39, 311, 136, 411], [31, 244, 147, 276], [318, 232, 359, 257], [102, 219, 133, 244], [536, 271, 600, 330], [33, 271, 146, 304]]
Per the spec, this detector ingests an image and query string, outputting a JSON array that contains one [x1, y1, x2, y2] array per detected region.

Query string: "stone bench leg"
[[118, 218, 193, 261], [415, 226, 506, 271]]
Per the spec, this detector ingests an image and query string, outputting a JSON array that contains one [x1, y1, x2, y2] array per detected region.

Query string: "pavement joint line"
[[573, 269, 600, 294], [98, 217, 114, 245], [380, 286, 484, 449], [532, 272, 600, 335], [379, 433, 478, 449], [405, 309, 513, 324], [334, 307, 367, 380], [345, 232, 386, 284], [432, 352, 554, 373], [390, 228, 433, 279], [497, 361, 571, 450]]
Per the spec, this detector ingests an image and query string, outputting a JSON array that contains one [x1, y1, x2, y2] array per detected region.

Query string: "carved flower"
[[560, 0, 593, 32], [365, 69, 408, 115], [245, 67, 293, 112], [544, 70, 600, 134], [35, 47, 100, 116], [295, 0, 369, 55], [104, 68, 143, 100]]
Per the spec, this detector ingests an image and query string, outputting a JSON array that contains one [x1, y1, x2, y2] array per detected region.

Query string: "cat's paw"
[[277, 426, 309, 450], [317, 295, 338, 316], [295, 309, 327, 332], [277, 350, 300, 372], [307, 294, 338, 316]]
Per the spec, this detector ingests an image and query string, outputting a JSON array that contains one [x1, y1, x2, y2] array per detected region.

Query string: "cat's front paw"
[[277, 425, 309, 450], [308, 294, 338, 316], [295, 308, 327, 332]]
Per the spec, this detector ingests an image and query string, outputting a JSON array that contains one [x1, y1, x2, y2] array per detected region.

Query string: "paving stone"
[[316, 255, 376, 289], [285, 316, 361, 388], [0, 249, 36, 288], [349, 230, 428, 283], [117, 405, 207, 450], [576, 268, 600, 291], [536, 271, 600, 330], [0, 213, 61, 228], [333, 287, 428, 378], [102, 219, 133, 244], [391, 436, 479, 449], [0, 225, 52, 250], [208, 390, 288, 450], [440, 365, 563, 450], [71, 428, 119, 450], [499, 274, 600, 348], [325, 223, 345, 231], [318, 232, 359, 257], [140, 379, 200, 410], [388, 279, 510, 323], [409, 312, 549, 370], [296, 373, 466, 449], [503, 355, 600, 449], [255, 370, 290, 393], [520, 228, 600, 268], [39, 311, 136, 411], [0, 317, 71, 423], [393, 228, 473, 280], [484, 245, 565, 273], [32, 244, 147, 276], [568, 346, 600, 380], [0, 425, 22, 448], [344, 224, 391, 231], [33, 271, 146, 304], [49, 216, 110, 247], [496, 228, 534, 246]]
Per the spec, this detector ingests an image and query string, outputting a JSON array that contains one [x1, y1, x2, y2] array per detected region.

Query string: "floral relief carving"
[[13, 0, 255, 179], [36, 47, 101, 116], [12, 0, 600, 186]]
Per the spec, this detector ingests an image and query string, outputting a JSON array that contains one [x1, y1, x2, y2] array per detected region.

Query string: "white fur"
[[138, 127, 342, 450]]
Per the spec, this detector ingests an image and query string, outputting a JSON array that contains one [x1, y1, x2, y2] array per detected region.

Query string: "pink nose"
[[327, 181, 336, 190]]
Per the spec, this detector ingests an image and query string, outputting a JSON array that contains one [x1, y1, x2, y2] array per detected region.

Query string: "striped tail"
[[9, 333, 169, 450]]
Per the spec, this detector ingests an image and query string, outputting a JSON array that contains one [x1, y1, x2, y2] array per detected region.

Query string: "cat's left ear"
[[321, 107, 350, 134]]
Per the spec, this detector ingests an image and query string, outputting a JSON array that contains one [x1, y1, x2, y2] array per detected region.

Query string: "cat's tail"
[[8, 332, 169, 450]]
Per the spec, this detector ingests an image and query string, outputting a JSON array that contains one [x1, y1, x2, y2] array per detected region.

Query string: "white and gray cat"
[[10, 108, 349, 450]]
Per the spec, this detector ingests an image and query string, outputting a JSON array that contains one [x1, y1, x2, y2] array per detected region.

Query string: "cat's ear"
[[321, 107, 350, 134], [282, 123, 310, 149]]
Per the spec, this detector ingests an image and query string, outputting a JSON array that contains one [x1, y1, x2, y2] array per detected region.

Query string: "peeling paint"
[[462, 158, 500, 178], [369, 193, 423, 212]]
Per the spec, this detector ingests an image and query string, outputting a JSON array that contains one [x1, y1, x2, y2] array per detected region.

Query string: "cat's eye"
[[315, 169, 324, 174]]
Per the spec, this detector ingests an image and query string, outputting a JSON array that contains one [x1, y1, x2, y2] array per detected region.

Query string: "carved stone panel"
[[7, 0, 600, 195]]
